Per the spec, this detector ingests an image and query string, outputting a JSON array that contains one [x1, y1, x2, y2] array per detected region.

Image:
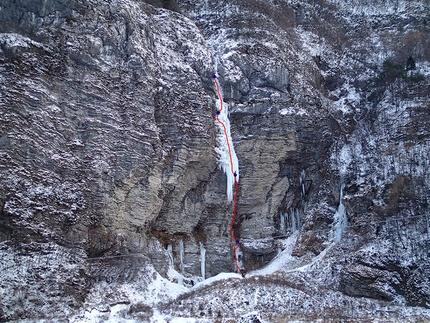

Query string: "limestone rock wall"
[[1, 0, 430, 320], [178, 0, 430, 306], [0, 0, 219, 319]]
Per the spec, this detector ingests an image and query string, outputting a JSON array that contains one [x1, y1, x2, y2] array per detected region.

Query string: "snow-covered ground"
[[65, 233, 430, 322]]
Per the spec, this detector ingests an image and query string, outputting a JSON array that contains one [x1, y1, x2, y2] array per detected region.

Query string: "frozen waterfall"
[[332, 184, 348, 243], [214, 77, 239, 202]]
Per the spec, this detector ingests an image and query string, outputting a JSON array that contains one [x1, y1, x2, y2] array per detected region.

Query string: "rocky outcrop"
[[0, 0, 218, 319]]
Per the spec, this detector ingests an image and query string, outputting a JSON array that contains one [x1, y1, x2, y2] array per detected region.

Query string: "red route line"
[[213, 75, 243, 276]]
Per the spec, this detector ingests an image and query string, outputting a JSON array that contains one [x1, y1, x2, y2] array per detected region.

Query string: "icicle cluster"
[[215, 91, 239, 202]]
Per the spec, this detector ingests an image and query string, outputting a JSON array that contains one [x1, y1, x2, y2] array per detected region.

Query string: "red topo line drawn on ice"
[[213, 75, 243, 276]]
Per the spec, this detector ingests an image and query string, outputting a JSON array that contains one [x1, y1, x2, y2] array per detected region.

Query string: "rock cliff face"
[[179, 0, 430, 283], [0, 0, 217, 318], [1, 0, 430, 321]]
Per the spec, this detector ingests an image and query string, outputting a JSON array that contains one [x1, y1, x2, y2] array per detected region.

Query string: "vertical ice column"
[[291, 210, 297, 233], [167, 244, 174, 267], [179, 239, 184, 274], [280, 213, 286, 234], [300, 169, 306, 199], [200, 242, 206, 280], [288, 209, 302, 233], [214, 77, 239, 202], [333, 184, 347, 243]]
